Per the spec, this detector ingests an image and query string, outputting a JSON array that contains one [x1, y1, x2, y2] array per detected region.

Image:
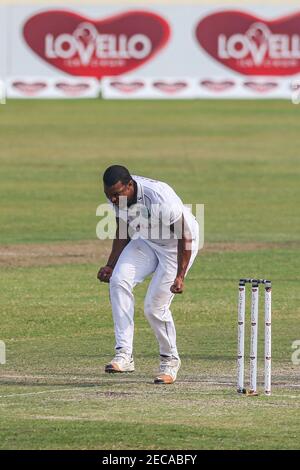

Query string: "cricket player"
[[97, 165, 199, 384]]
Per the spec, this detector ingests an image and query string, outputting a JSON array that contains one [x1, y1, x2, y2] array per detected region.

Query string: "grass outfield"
[[0, 100, 300, 449]]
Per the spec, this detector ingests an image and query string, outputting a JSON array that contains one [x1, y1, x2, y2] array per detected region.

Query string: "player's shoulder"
[[133, 175, 174, 200], [132, 174, 161, 187]]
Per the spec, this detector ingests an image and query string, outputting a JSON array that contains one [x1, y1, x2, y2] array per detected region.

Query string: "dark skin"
[[170, 216, 193, 294], [97, 180, 135, 283], [97, 179, 192, 294]]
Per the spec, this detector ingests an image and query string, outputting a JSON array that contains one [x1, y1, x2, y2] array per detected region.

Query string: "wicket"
[[237, 278, 272, 396]]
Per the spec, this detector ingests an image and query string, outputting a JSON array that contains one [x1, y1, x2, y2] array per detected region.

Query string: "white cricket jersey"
[[111, 175, 198, 247]]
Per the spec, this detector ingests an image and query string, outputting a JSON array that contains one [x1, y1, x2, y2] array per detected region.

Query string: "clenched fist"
[[170, 276, 184, 294], [97, 265, 113, 283]]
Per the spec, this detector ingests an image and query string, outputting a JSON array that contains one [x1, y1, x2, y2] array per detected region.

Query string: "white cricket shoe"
[[154, 356, 181, 384], [105, 349, 135, 373]]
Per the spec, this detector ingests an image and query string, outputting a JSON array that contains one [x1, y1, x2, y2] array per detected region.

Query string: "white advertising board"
[[3, 4, 300, 99]]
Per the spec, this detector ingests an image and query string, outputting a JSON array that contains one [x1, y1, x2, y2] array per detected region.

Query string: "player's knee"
[[144, 299, 161, 319], [110, 271, 124, 288], [144, 298, 173, 321], [110, 271, 132, 292]]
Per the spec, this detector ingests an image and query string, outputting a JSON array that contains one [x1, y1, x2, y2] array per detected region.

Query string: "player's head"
[[103, 165, 135, 207]]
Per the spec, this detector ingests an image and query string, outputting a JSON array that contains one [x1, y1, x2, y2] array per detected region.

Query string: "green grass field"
[[0, 100, 300, 449]]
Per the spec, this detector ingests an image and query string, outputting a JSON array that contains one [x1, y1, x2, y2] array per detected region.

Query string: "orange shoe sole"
[[154, 374, 175, 384], [105, 363, 134, 374]]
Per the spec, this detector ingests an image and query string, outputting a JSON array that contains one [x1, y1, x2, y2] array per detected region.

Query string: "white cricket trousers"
[[109, 230, 199, 359]]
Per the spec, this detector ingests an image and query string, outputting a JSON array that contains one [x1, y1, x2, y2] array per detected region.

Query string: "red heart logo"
[[243, 81, 278, 93], [153, 81, 187, 93], [195, 10, 300, 76], [55, 82, 91, 95], [12, 81, 47, 95], [110, 80, 145, 93], [23, 10, 170, 78], [200, 79, 235, 92]]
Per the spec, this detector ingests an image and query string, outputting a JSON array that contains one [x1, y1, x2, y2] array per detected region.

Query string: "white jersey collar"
[[134, 178, 144, 205]]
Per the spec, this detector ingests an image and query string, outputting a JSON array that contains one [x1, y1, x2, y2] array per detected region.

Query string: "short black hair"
[[103, 165, 132, 187]]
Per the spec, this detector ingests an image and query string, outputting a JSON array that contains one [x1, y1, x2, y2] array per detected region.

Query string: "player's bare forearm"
[[176, 236, 192, 279], [170, 217, 192, 294], [106, 237, 130, 269], [97, 218, 130, 283]]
